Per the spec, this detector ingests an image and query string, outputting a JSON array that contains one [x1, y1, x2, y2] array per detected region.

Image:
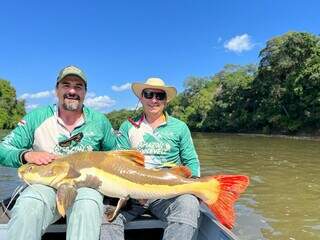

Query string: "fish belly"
[[80, 168, 197, 200]]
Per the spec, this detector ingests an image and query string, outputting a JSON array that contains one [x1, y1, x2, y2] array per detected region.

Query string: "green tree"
[[0, 79, 26, 129], [106, 108, 142, 130], [204, 64, 257, 131], [252, 32, 320, 133], [167, 76, 218, 130]]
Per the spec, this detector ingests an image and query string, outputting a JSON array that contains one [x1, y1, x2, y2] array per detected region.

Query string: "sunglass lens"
[[155, 92, 166, 100], [143, 91, 154, 99], [143, 91, 166, 100]]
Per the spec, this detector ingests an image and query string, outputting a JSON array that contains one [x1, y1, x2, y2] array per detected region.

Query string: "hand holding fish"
[[18, 150, 249, 229], [23, 151, 58, 165]]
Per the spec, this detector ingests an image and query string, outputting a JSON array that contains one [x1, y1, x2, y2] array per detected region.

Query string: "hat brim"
[[132, 83, 177, 102], [57, 73, 87, 85]]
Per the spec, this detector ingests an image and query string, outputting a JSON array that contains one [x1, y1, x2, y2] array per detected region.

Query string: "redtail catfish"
[[18, 150, 249, 229]]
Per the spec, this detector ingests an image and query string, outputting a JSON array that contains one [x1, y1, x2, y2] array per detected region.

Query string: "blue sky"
[[1, 0, 319, 113]]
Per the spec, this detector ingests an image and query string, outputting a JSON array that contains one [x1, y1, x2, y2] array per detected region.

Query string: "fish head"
[[18, 162, 72, 187]]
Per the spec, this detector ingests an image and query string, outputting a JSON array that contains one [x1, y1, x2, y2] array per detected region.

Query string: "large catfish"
[[18, 150, 249, 229]]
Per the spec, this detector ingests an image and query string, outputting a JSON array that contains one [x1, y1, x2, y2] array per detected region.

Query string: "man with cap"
[[0, 65, 116, 240], [101, 77, 200, 240]]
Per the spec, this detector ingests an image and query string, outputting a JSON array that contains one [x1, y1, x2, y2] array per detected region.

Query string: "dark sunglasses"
[[58, 132, 83, 147], [142, 90, 166, 101]]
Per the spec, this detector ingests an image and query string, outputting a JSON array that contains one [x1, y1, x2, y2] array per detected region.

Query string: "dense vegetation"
[[2, 32, 320, 135], [0, 79, 25, 129]]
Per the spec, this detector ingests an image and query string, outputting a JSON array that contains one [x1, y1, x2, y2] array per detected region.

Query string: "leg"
[[66, 187, 104, 240], [100, 199, 146, 240], [8, 184, 60, 240], [149, 194, 200, 240]]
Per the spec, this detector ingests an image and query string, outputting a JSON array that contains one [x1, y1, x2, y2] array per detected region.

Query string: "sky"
[[1, 0, 319, 113]]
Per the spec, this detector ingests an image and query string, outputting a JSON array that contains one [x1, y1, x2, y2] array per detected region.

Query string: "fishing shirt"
[[116, 114, 200, 177], [0, 105, 116, 168]]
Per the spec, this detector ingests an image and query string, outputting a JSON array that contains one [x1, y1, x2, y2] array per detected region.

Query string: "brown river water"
[[0, 131, 319, 239]]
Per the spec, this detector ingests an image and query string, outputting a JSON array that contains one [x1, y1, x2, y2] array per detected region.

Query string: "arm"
[[0, 111, 57, 167], [0, 118, 34, 168], [179, 123, 201, 177]]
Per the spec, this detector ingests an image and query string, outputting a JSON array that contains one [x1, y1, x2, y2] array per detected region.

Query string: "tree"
[[252, 32, 320, 133], [0, 79, 26, 129], [106, 108, 142, 130], [204, 65, 257, 131], [167, 76, 217, 130]]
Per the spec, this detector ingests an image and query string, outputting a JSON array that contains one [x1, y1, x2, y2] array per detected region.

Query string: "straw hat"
[[131, 77, 177, 102]]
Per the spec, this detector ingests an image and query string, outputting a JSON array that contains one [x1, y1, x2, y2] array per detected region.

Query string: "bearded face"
[[56, 76, 86, 112]]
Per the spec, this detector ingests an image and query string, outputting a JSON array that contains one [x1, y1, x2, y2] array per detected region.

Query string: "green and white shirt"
[[117, 114, 200, 177], [0, 105, 116, 168]]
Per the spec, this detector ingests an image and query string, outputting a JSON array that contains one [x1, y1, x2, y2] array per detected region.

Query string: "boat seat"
[[125, 213, 167, 230], [46, 212, 166, 233]]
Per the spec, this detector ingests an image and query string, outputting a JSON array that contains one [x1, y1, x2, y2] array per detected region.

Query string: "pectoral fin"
[[105, 197, 129, 222], [56, 184, 77, 217], [66, 167, 81, 179]]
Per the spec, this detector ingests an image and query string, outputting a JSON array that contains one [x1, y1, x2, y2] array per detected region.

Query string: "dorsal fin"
[[108, 150, 145, 166], [166, 166, 192, 178]]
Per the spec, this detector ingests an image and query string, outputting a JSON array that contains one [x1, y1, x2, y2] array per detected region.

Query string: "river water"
[[0, 131, 319, 240]]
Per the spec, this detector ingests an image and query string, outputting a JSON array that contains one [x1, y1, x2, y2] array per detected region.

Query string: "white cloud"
[[19, 90, 53, 99], [224, 34, 254, 53], [26, 104, 39, 110], [86, 92, 96, 98], [84, 96, 116, 110], [112, 83, 131, 92]]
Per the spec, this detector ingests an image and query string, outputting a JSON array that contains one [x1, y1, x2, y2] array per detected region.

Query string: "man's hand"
[[23, 151, 58, 165]]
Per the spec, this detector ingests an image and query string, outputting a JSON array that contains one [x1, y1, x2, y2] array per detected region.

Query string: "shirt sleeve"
[[179, 123, 201, 177], [101, 117, 117, 151], [115, 121, 132, 150], [0, 115, 35, 168]]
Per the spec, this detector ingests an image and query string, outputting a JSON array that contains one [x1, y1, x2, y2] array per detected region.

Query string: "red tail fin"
[[205, 175, 249, 229]]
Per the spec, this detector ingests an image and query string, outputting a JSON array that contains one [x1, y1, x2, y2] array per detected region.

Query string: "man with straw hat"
[[101, 77, 200, 240]]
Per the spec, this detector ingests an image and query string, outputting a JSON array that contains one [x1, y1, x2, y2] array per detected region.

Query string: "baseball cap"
[[57, 65, 87, 85]]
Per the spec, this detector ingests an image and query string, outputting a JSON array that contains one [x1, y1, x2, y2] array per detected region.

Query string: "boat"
[[0, 197, 238, 240]]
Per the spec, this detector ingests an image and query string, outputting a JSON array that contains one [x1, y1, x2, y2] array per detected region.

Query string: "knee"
[[175, 194, 200, 214], [12, 196, 46, 221], [13, 185, 57, 217], [70, 188, 104, 217], [72, 198, 103, 217], [168, 194, 200, 227]]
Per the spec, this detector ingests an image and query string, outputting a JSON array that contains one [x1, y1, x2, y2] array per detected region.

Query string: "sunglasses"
[[58, 132, 83, 147], [142, 90, 166, 101]]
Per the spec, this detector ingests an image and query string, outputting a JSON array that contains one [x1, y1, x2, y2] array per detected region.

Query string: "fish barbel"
[[18, 150, 249, 229]]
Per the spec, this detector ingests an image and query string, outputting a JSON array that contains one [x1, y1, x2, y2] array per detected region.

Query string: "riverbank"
[[1, 129, 320, 141], [191, 130, 320, 141]]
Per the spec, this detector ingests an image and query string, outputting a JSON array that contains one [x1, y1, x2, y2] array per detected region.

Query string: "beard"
[[62, 94, 82, 111]]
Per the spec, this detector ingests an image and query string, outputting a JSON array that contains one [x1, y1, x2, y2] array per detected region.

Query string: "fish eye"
[[27, 166, 33, 171]]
